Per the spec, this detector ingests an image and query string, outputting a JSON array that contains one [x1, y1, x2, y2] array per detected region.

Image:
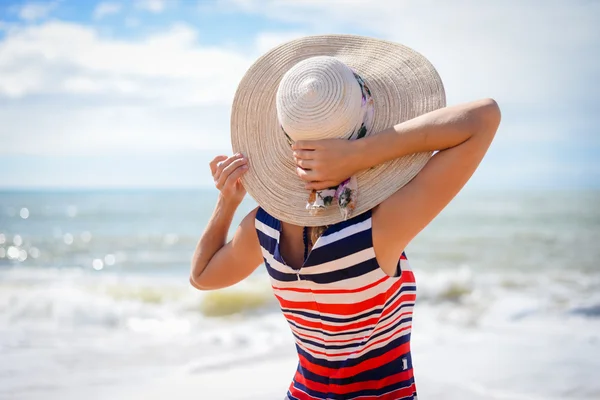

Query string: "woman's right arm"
[[370, 99, 502, 274], [189, 154, 263, 290]]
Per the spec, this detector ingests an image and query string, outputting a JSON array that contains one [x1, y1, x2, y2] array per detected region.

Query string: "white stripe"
[[306, 280, 407, 305], [270, 268, 382, 290], [290, 309, 414, 346], [290, 325, 368, 344], [280, 289, 417, 320], [400, 257, 413, 272], [294, 319, 413, 354], [300, 247, 376, 275], [308, 323, 412, 361], [313, 217, 372, 249], [262, 249, 292, 274], [272, 279, 412, 305], [305, 268, 389, 290], [284, 301, 415, 334], [255, 220, 280, 240]]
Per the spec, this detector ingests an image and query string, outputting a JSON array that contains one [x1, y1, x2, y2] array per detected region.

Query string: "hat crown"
[[276, 56, 365, 141]]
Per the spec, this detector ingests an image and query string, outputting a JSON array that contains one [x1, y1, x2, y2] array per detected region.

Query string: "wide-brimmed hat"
[[231, 34, 446, 226]]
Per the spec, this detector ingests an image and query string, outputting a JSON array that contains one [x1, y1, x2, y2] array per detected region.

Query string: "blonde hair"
[[307, 225, 329, 248]]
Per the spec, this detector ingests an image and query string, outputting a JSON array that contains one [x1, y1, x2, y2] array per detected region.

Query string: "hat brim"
[[231, 34, 446, 227]]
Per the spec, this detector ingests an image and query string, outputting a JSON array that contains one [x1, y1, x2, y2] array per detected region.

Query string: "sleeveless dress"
[[255, 207, 418, 400]]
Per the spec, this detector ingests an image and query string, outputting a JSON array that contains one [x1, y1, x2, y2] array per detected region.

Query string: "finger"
[[296, 167, 319, 182], [224, 163, 249, 189], [292, 140, 319, 151], [209, 155, 228, 175], [305, 180, 338, 191], [214, 154, 243, 182], [216, 158, 247, 189], [292, 150, 315, 160], [295, 158, 315, 169]]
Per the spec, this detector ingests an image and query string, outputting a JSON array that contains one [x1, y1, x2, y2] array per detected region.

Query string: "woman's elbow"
[[476, 98, 501, 131], [189, 261, 208, 291], [189, 275, 203, 290]]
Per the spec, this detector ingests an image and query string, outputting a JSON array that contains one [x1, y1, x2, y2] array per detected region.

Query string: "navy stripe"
[[300, 352, 413, 386], [302, 259, 379, 284], [359, 315, 413, 346], [320, 209, 372, 237], [304, 229, 373, 267], [282, 302, 414, 333], [286, 391, 298, 400], [349, 352, 413, 384], [296, 333, 412, 369], [280, 285, 416, 324], [292, 376, 415, 400], [336, 378, 415, 400], [293, 316, 412, 351], [256, 229, 277, 255], [287, 319, 373, 337], [282, 306, 381, 324], [264, 261, 298, 282], [255, 207, 281, 231], [291, 380, 329, 399], [282, 301, 414, 328]]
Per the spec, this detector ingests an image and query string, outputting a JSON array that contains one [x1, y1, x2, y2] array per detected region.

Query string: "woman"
[[190, 35, 501, 399]]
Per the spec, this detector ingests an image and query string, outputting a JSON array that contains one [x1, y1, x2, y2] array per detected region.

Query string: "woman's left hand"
[[292, 139, 363, 190]]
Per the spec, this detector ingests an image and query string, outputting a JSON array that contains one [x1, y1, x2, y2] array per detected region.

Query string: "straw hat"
[[231, 34, 446, 227]]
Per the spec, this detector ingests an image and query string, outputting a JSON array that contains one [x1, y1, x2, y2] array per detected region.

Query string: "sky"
[[0, 0, 598, 189]]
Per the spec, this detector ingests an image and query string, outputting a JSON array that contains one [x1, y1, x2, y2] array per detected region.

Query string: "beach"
[[1, 188, 599, 400]]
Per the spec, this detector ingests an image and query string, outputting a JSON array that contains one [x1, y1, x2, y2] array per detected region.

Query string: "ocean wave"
[[192, 285, 275, 317], [570, 304, 600, 318], [1, 265, 599, 336]]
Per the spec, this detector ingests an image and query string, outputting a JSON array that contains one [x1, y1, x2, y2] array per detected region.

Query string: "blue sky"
[[0, 0, 598, 189]]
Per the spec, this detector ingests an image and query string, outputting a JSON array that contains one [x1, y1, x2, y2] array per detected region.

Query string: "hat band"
[[281, 71, 375, 221]]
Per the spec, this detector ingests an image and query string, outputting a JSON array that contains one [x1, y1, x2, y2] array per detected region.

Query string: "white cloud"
[[0, 21, 279, 156], [0, 22, 252, 103], [93, 2, 122, 20], [255, 31, 308, 54], [0, 103, 233, 156], [125, 17, 140, 28], [17, 1, 59, 21], [224, 0, 600, 109], [135, 0, 167, 13], [0, 21, 348, 159]]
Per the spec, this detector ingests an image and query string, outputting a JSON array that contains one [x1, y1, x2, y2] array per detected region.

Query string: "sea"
[[0, 188, 599, 400]]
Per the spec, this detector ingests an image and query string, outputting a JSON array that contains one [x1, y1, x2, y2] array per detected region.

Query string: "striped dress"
[[255, 207, 418, 400]]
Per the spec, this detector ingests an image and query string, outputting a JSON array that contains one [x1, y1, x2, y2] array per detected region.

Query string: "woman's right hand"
[[209, 153, 248, 206]]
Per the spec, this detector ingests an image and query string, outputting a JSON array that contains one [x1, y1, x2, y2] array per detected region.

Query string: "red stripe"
[[400, 270, 415, 283], [281, 287, 415, 335], [297, 324, 411, 360], [288, 381, 322, 400], [274, 275, 390, 294], [290, 309, 412, 345], [280, 292, 415, 327], [298, 369, 415, 395], [275, 284, 414, 317], [290, 327, 366, 345], [284, 312, 381, 333], [380, 293, 416, 321], [351, 383, 416, 400], [297, 340, 412, 379]]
